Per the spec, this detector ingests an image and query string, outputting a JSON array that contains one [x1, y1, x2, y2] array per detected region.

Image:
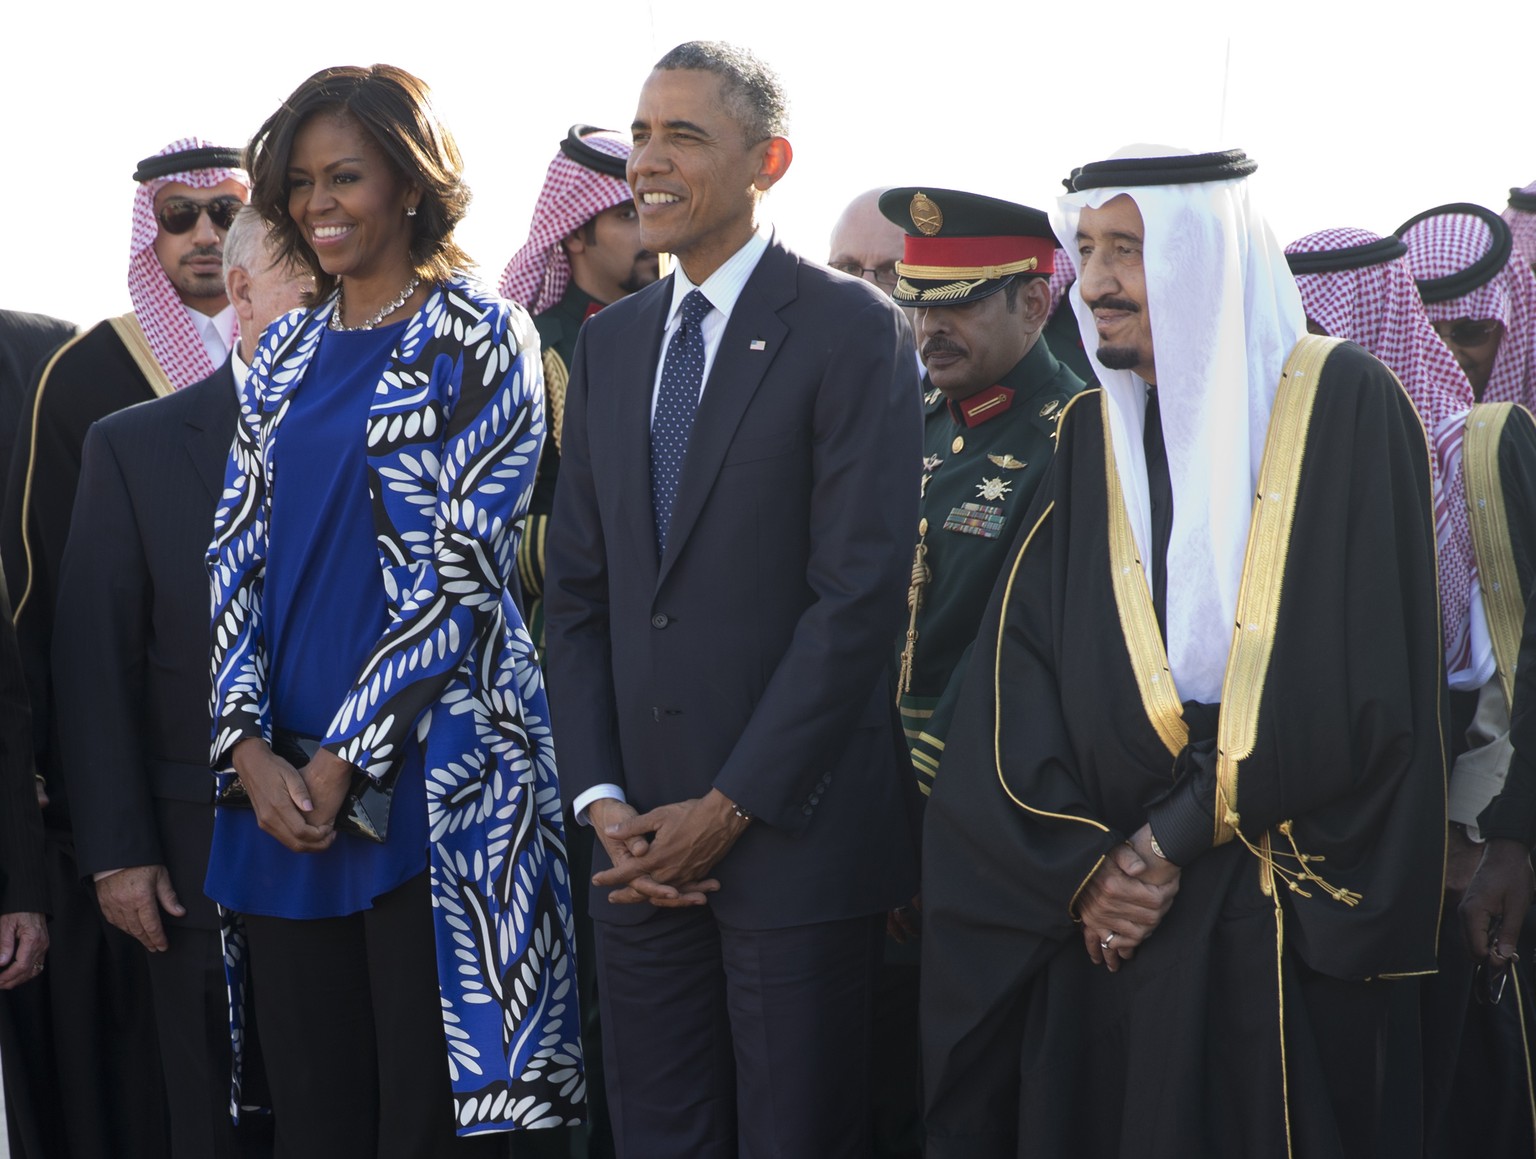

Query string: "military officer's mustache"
[[922, 337, 966, 359]]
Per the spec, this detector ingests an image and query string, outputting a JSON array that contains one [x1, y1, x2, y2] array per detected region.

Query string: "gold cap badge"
[[911, 193, 943, 237]]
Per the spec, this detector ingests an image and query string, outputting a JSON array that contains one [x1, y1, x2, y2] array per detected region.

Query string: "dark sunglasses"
[[1436, 318, 1502, 347], [156, 196, 243, 235]]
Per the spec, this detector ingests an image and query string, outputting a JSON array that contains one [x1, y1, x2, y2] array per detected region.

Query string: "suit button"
[[801, 804, 815, 816], [651, 613, 669, 629]]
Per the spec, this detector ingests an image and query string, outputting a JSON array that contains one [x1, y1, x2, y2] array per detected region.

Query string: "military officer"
[[883, 187, 1084, 794], [866, 187, 1082, 1159]]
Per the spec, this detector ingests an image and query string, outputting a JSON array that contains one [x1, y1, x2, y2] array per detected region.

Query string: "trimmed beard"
[[1096, 344, 1141, 371]]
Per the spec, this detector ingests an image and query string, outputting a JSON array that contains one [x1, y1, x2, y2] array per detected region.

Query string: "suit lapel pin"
[[749, 339, 767, 351]]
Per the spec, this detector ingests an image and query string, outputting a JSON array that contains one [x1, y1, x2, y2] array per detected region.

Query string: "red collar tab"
[[951, 384, 1016, 427], [582, 300, 605, 321]]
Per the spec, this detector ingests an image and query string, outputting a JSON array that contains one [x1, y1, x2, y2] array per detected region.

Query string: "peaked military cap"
[[878, 187, 1056, 307]]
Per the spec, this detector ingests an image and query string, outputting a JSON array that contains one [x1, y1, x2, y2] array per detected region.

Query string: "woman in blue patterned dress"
[[206, 65, 582, 1157]]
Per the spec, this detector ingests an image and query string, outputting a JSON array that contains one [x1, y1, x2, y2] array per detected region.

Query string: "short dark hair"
[[652, 41, 789, 143], [246, 64, 472, 301], [1003, 274, 1050, 313]]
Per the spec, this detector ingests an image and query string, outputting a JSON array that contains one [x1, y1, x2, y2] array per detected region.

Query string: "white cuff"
[[573, 784, 625, 826]]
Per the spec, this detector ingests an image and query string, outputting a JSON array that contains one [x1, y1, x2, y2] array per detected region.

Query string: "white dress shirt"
[[184, 302, 237, 368], [575, 226, 772, 826]]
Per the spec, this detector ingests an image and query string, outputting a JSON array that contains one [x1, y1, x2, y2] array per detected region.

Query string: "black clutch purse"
[[215, 730, 398, 844]]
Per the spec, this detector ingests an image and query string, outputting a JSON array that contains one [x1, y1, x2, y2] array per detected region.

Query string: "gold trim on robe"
[[1213, 335, 1336, 846], [992, 500, 1106, 834], [1100, 391, 1187, 758], [990, 392, 1111, 842], [108, 313, 176, 400], [14, 325, 113, 623], [1463, 401, 1525, 705]]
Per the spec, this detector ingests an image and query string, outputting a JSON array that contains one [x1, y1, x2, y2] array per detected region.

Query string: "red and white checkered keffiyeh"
[[1047, 248, 1074, 319], [1401, 208, 1536, 411], [1507, 180, 1536, 268], [498, 134, 632, 314], [128, 137, 248, 391], [1288, 227, 1479, 677]]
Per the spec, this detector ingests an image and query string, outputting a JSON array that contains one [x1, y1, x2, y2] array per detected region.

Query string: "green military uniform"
[[518, 283, 600, 654], [877, 183, 1084, 798], [899, 338, 1082, 794]]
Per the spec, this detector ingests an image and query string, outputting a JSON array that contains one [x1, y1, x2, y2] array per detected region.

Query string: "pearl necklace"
[[329, 275, 422, 331]]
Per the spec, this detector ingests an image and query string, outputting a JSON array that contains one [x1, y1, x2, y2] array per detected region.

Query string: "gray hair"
[[221, 205, 272, 281], [653, 41, 789, 143]]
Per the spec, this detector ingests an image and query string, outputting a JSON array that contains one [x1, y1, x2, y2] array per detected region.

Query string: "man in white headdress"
[[920, 147, 1445, 1159]]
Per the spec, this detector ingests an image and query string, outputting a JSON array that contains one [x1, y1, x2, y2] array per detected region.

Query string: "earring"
[[406, 205, 418, 217]]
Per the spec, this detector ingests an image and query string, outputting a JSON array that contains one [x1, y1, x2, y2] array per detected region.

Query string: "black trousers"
[[594, 907, 883, 1159], [870, 934, 922, 1159], [145, 923, 271, 1159], [242, 871, 506, 1159], [1, 830, 168, 1159]]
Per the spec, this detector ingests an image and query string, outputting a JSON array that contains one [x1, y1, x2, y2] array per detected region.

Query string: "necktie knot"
[[680, 289, 712, 328]]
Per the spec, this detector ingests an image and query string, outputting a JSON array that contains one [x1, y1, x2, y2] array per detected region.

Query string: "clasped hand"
[[230, 738, 354, 854], [589, 791, 749, 907], [1076, 824, 1181, 973]]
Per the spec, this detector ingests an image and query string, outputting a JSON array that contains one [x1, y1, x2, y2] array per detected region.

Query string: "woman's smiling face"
[[286, 110, 419, 288]]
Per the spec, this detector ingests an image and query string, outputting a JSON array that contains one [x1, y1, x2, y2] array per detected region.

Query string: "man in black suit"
[[51, 206, 308, 1159], [545, 40, 921, 1159]]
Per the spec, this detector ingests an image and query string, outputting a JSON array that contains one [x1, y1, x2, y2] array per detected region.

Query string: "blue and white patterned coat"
[[207, 275, 583, 1134]]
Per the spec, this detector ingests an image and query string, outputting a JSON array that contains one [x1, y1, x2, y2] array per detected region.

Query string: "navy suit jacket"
[[545, 235, 923, 929], [51, 360, 237, 928]]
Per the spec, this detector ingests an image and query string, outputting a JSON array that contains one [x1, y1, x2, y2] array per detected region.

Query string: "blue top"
[[205, 322, 428, 918]]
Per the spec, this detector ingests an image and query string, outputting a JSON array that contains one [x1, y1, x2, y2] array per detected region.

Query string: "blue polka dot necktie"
[[651, 288, 712, 553]]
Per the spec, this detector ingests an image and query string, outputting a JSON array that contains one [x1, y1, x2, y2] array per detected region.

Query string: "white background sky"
[[2, 1, 1529, 326]]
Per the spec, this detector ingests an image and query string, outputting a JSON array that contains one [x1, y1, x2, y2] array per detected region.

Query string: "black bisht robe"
[[922, 341, 1445, 1159], [1426, 404, 1536, 1157]]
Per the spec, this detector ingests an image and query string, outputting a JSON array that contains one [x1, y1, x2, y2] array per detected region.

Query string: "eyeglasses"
[[1433, 318, 1503, 347], [156, 196, 243, 235], [830, 260, 900, 291]]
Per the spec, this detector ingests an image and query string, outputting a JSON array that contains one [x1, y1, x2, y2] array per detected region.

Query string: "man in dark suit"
[[545, 40, 921, 1159], [51, 207, 308, 1159]]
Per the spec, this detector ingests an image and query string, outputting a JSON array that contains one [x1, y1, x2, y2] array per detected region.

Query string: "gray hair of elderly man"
[[221, 205, 274, 280]]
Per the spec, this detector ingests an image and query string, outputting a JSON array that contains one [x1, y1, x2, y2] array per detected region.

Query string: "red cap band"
[[902, 234, 1056, 273]]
